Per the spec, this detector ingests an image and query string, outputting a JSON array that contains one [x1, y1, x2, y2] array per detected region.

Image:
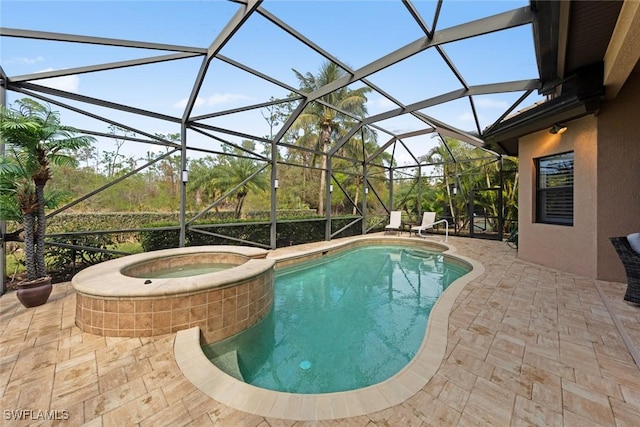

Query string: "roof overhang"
[[481, 0, 627, 156], [483, 62, 605, 155]]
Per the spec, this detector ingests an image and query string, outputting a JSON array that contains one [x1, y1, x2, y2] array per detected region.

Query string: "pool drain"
[[299, 360, 312, 370]]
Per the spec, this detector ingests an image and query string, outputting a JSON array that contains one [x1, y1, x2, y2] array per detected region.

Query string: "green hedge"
[[139, 216, 370, 251]]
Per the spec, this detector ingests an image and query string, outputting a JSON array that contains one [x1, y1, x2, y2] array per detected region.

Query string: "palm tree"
[[213, 154, 269, 218], [292, 61, 371, 215], [423, 138, 463, 224], [0, 98, 94, 303], [332, 131, 382, 215], [190, 141, 269, 219]]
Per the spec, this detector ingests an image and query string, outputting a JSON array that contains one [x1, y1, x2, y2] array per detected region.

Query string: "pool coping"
[[71, 245, 272, 298], [174, 235, 485, 420]]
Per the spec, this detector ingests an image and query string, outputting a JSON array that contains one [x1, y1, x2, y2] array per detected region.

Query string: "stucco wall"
[[518, 116, 599, 278], [596, 70, 640, 282], [518, 71, 640, 281]]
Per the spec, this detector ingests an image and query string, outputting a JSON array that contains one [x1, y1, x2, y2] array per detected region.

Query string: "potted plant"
[[0, 98, 94, 307]]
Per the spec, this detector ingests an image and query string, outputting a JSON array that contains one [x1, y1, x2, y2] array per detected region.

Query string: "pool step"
[[212, 350, 245, 381]]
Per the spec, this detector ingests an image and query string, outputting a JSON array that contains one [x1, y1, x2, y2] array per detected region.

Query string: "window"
[[536, 151, 574, 225]]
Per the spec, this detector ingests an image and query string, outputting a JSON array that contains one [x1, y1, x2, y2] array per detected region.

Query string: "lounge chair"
[[385, 211, 402, 234], [411, 212, 437, 237], [610, 234, 640, 304]]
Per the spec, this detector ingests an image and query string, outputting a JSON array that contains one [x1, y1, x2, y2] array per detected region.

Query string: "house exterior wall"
[[517, 70, 640, 281], [596, 70, 640, 282], [518, 116, 598, 277]]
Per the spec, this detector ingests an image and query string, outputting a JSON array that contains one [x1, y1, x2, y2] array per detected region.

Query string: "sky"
[[0, 0, 542, 165]]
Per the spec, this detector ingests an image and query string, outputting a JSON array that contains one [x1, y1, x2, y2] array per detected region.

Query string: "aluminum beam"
[[11, 82, 181, 123], [304, 7, 533, 103], [182, 0, 262, 121], [0, 27, 207, 53], [9, 53, 201, 83]]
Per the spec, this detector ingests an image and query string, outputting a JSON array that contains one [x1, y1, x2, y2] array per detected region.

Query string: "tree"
[[292, 61, 371, 214], [102, 124, 135, 177], [154, 133, 182, 199], [0, 99, 94, 298], [190, 141, 269, 219]]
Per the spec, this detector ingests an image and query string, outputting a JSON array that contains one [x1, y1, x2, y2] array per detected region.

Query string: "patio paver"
[[1, 235, 639, 425]]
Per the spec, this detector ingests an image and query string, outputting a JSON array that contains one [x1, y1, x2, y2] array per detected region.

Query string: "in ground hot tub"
[[72, 246, 275, 341]]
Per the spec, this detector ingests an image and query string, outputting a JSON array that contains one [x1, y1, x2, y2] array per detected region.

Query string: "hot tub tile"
[[118, 314, 134, 330], [104, 313, 118, 329], [189, 306, 206, 322], [104, 300, 118, 313], [189, 320, 206, 332], [135, 313, 152, 330], [172, 308, 189, 327], [152, 326, 170, 336], [153, 299, 171, 312], [117, 329, 134, 337], [92, 311, 104, 329], [222, 310, 236, 328], [206, 290, 222, 304], [206, 315, 222, 332], [222, 296, 237, 314], [91, 298, 104, 311], [237, 306, 249, 322], [81, 308, 91, 325], [222, 287, 237, 299], [207, 300, 222, 317], [171, 297, 189, 310], [119, 300, 134, 313], [73, 247, 274, 339], [188, 293, 207, 307], [236, 292, 249, 309], [135, 300, 152, 313], [153, 312, 171, 329], [136, 329, 152, 337]]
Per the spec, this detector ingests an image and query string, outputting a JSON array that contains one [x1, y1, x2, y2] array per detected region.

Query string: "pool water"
[[143, 263, 236, 278], [203, 245, 469, 394]]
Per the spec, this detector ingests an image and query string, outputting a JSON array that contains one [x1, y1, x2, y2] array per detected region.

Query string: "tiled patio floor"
[[1, 236, 640, 426]]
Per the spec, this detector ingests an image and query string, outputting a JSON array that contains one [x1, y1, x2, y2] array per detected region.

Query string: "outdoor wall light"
[[550, 123, 567, 134]]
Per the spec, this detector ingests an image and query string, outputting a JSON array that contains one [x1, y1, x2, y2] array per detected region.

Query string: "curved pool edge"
[[174, 236, 485, 421], [72, 245, 271, 298]]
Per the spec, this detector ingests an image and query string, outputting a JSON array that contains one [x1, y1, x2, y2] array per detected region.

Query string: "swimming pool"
[[203, 245, 469, 393]]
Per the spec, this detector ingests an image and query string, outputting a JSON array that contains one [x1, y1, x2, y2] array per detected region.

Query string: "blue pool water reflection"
[[203, 245, 469, 394]]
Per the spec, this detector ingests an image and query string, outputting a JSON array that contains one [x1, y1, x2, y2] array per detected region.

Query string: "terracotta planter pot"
[[16, 276, 52, 308]]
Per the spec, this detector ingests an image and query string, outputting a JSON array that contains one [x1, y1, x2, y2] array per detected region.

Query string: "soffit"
[[484, 0, 625, 155]]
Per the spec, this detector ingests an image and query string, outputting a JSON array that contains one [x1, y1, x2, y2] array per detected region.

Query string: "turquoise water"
[[203, 245, 469, 394], [144, 263, 236, 278]]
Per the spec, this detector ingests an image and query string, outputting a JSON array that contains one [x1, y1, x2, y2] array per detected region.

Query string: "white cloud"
[[5, 55, 45, 65], [205, 93, 251, 105], [173, 93, 252, 109], [35, 68, 79, 93], [173, 97, 205, 109], [456, 111, 476, 123], [366, 96, 399, 113]]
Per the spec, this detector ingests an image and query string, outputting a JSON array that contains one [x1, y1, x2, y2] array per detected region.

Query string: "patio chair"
[[385, 211, 403, 234], [411, 212, 437, 237], [610, 234, 640, 304]]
